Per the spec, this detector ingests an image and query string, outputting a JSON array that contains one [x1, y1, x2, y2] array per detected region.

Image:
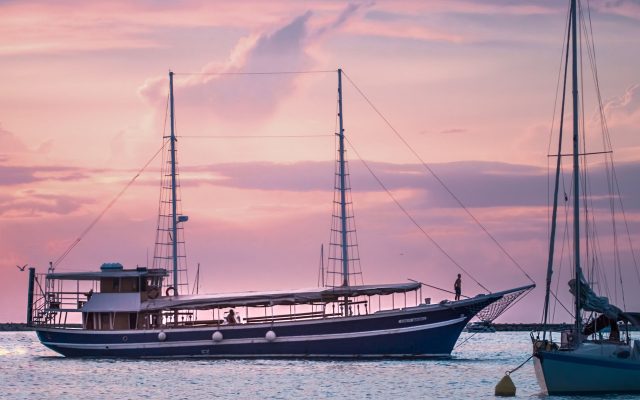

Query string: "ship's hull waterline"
[[37, 304, 479, 358]]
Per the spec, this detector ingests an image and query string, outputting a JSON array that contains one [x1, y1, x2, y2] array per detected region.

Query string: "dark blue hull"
[[36, 298, 494, 358]]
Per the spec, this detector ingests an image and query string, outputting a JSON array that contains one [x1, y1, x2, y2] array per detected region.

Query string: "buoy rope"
[[506, 354, 533, 375]]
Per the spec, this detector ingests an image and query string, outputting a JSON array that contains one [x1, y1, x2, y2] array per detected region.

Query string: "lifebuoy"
[[165, 286, 175, 297], [147, 286, 159, 299]]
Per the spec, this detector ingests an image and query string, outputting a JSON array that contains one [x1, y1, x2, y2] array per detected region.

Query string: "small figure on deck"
[[226, 309, 237, 324], [454, 274, 462, 301]]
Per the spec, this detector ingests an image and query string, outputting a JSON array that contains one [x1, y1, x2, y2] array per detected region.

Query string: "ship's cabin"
[[31, 263, 169, 330]]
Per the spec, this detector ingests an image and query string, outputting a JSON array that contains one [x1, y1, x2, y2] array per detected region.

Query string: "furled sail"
[[568, 269, 622, 320]]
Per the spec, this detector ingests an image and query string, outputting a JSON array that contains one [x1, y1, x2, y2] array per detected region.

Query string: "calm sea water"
[[1, 331, 638, 399]]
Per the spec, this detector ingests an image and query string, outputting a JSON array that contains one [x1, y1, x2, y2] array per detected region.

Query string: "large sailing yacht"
[[28, 69, 532, 358]]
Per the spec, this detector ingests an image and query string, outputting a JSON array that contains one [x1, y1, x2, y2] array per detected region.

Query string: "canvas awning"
[[81, 293, 142, 312], [141, 282, 421, 311]]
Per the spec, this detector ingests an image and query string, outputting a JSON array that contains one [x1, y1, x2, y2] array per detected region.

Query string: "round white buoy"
[[212, 331, 223, 342], [158, 331, 167, 342], [265, 330, 277, 342]]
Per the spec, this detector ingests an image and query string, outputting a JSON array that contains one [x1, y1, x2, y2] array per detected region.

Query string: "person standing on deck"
[[454, 274, 462, 301]]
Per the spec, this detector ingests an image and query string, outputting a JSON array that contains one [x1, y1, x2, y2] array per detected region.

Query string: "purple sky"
[[1, 0, 640, 322]]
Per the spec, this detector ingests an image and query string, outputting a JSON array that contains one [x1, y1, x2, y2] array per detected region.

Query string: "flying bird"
[[16, 264, 28, 271]]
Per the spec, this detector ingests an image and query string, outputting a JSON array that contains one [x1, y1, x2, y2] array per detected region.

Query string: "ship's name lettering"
[[398, 317, 427, 324]]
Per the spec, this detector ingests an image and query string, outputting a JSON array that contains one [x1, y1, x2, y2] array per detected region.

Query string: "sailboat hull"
[[534, 343, 640, 394], [36, 302, 480, 358]]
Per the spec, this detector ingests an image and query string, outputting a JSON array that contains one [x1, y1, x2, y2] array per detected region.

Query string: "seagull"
[[16, 264, 27, 271]]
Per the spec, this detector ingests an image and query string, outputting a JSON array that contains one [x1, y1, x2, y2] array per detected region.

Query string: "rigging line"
[[543, 12, 572, 332], [547, 1, 573, 157], [578, 21, 591, 294], [153, 92, 172, 268], [587, 3, 640, 290], [546, 3, 572, 274], [454, 331, 480, 349], [174, 70, 335, 76], [552, 196, 572, 322], [550, 288, 574, 319], [579, 1, 617, 305], [344, 136, 491, 293], [341, 71, 536, 286], [52, 140, 169, 268], [585, 0, 636, 302], [327, 94, 341, 288], [179, 134, 333, 139], [578, 0, 594, 288]]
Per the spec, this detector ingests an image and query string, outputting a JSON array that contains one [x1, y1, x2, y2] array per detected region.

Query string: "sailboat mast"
[[337, 68, 349, 287], [570, 0, 582, 336], [169, 71, 179, 294], [543, 16, 572, 336]]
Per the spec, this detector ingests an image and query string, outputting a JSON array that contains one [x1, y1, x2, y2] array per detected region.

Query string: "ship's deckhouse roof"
[[47, 268, 168, 281], [82, 293, 141, 312], [142, 282, 422, 310]]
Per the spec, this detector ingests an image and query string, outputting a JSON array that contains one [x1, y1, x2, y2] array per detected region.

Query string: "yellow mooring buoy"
[[495, 373, 516, 397]]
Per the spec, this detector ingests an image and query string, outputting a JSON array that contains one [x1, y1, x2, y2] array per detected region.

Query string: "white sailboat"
[[532, 0, 640, 394]]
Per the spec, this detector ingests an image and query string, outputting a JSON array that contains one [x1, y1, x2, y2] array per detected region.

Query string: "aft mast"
[[153, 71, 188, 297], [169, 71, 179, 294], [327, 68, 363, 309], [337, 68, 349, 287]]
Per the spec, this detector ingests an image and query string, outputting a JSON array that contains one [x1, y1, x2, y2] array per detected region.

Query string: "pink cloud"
[[139, 4, 361, 124], [1, 154, 639, 322], [603, 84, 640, 126], [0, 1, 355, 56], [598, 0, 640, 20], [0, 124, 29, 153], [344, 19, 466, 43], [0, 193, 90, 218]]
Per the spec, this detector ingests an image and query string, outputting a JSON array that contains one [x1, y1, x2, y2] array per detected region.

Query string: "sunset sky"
[[1, 0, 640, 323]]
